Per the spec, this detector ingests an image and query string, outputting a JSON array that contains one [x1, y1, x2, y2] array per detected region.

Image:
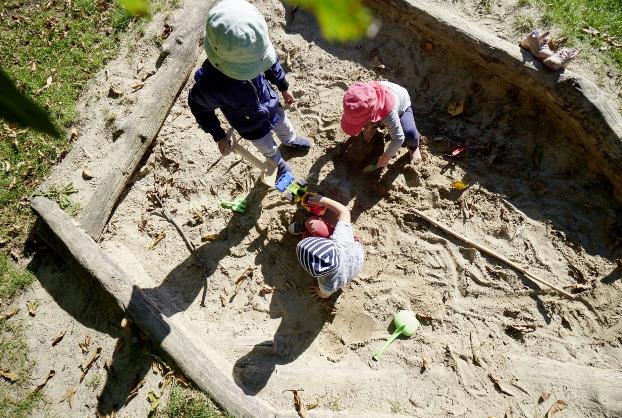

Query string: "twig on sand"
[[205, 155, 223, 174], [153, 174, 210, 306], [406, 208, 576, 299]]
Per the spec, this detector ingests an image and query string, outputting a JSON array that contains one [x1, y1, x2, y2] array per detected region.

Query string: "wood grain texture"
[[79, 0, 212, 240], [32, 196, 277, 418]]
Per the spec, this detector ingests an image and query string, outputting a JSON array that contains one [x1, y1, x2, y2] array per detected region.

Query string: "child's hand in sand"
[[281, 90, 295, 106], [377, 153, 391, 168], [305, 193, 323, 205], [310, 285, 330, 299]]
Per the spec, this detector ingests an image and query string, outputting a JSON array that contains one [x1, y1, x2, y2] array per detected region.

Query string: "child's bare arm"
[[306, 194, 351, 223], [310, 285, 332, 299]]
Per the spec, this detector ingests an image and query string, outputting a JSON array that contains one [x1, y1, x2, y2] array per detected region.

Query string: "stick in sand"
[[408, 208, 576, 300], [152, 177, 210, 306]]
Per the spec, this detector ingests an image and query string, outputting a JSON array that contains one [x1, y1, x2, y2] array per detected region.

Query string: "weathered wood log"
[[31, 196, 276, 418], [514, 356, 622, 415], [79, 0, 212, 240], [365, 0, 622, 200]]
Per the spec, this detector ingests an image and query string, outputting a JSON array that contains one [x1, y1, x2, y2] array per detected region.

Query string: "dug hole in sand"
[[38, 0, 622, 416]]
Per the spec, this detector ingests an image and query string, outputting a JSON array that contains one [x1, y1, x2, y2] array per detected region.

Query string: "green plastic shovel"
[[218, 198, 247, 214], [372, 310, 420, 361], [362, 163, 378, 174]]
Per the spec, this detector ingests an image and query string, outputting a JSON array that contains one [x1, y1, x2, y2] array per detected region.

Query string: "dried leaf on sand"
[[488, 373, 517, 397], [259, 285, 276, 296], [470, 332, 482, 366], [306, 400, 319, 410], [0, 308, 19, 320], [26, 300, 38, 316], [421, 356, 431, 372], [201, 233, 220, 242], [506, 323, 536, 339], [80, 347, 102, 382], [52, 326, 69, 346], [452, 180, 469, 190], [125, 377, 145, 404], [539, 391, 550, 403], [230, 267, 254, 302], [61, 386, 77, 408], [447, 100, 464, 117], [79, 335, 91, 353], [33, 370, 56, 392], [285, 389, 307, 418], [0, 370, 19, 383], [149, 231, 166, 250], [546, 400, 568, 417]]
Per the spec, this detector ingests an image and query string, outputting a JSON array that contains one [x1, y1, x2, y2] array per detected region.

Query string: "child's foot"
[[287, 220, 307, 235], [409, 147, 423, 165], [284, 136, 311, 151]]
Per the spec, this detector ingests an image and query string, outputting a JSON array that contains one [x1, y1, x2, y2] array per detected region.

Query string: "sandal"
[[520, 29, 554, 60], [543, 47, 580, 71]]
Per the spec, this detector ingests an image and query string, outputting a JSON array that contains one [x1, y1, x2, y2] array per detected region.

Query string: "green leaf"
[[116, 0, 150, 17], [287, 0, 374, 41], [147, 391, 161, 416], [0, 67, 60, 138]]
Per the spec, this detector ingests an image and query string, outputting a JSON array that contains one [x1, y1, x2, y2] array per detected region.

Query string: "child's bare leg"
[[400, 107, 423, 166]]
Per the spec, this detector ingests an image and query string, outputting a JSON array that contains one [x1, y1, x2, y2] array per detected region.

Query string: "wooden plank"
[[31, 196, 276, 418], [79, 0, 213, 240], [514, 356, 622, 415]]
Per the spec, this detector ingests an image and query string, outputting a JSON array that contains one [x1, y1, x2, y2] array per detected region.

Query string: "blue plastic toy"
[[275, 172, 325, 215]]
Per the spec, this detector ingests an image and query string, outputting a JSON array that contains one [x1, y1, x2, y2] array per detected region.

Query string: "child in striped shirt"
[[289, 195, 364, 299]]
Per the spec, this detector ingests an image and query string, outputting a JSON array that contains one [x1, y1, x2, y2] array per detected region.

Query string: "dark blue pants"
[[400, 107, 420, 150]]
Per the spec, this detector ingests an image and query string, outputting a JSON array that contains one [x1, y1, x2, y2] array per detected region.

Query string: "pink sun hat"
[[341, 81, 396, 137]]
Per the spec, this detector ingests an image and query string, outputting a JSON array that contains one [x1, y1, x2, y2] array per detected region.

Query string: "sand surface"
[[18, 0, 622, 416]]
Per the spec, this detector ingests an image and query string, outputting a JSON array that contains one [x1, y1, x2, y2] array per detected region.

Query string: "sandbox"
[[33, 0, 622, 416]]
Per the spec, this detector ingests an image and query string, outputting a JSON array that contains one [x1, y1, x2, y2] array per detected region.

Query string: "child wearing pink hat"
[[341, 81, 422, 168]]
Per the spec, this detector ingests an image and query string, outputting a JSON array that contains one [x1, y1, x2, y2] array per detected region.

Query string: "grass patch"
[[85, 372, 103, 390], [514, 14, 536, 33], [533, 0, 622, 70], [0, 318, 43, 417], [476, 0, 496, 14], [0, 0, 137, 249], [159, 382, 229, 418], [0, 251, 37, 416], [0, 253, 35, 303]]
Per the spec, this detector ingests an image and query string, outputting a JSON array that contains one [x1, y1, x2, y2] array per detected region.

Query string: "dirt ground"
[[10, 0, 622, 416]]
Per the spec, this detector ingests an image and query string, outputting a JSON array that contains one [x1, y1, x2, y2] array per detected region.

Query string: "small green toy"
[[362, 163, 378, 174], [372, 310, 420, 361], [218, 198, 247, 214]]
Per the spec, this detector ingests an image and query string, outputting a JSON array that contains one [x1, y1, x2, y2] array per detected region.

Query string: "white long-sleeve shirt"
[[378, 81, 412, 157]]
